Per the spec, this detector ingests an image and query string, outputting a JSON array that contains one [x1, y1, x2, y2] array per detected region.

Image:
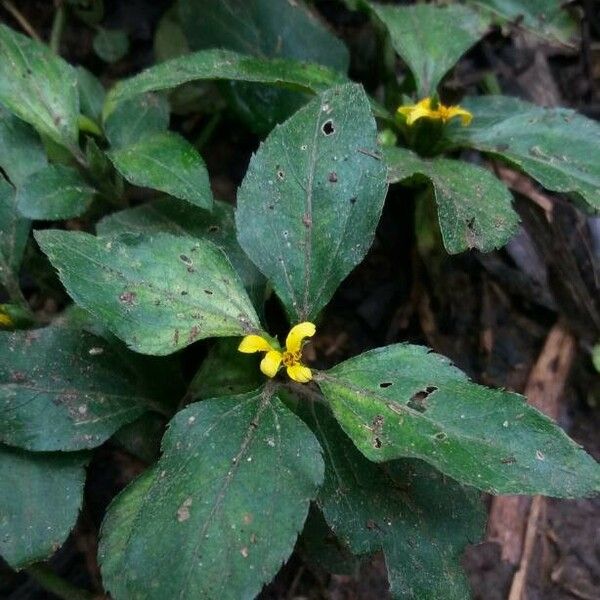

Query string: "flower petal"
[[285, 322, 316, 354], [450, 107, 473, 126], [260, 350, 283, 378], [238, 334, 274, 354], [286, 364, 312, 383]]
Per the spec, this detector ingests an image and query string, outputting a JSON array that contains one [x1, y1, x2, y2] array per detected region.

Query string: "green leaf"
[[35, 230, 262, 355], [371, 3, 489, 96], [0, 321, 156, 451], [237, 84, 387, 322], [188, 338, 263, 401], [384, 146, 519, 253], [103, 93, 170, 149], [0, 109, 47, 186], [99, 389, 324, 600], [93, 27, 129, 64], [106, 48, 347, 108], [108, 132, 212, 210], [96, 197, 264, 295], [316, 344, 600, 497], [0, 445, 87, 569], [77, 66, 105, 123], [113, 413, 165, 464], [0, 176, 29, 295], [307, 403, 485, 599], [465, 0, 577, 45], [446, 95, 600, 212], [16, 165, 96, 220], [154, 7, 190, 63], [0, 24, 79, 148]]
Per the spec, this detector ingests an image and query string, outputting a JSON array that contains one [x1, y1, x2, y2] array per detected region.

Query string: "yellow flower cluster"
[[397, 97, 472, 126], [239, 322, 315, 383]]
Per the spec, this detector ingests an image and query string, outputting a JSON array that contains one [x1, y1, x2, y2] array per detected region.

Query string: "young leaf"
[[93, 28, 129, 64], [0, 24, 79, 148], [106, 48, 347, 107], [0, 109, 47, 186], [108, 132, 213, 210], [35, 230, 262, 355], [0, 445, 87, 569], [315, 344, 600, 497], [0, 322, 157, 451], [96, 197, 263, 294], [99, 389, 324, 600], [371, 3, 489, 96], [77, 66, 106, 122], [0, 176, 29, 296], [236, 83, 388, 322], [384, 146, 519, 253], [446, 95, 600, 212], [16, 165, 96, 220], [103, 93, 170, 149], [306, 403, 485, 599]]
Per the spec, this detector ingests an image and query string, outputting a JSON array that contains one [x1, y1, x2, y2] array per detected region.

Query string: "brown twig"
[[2, 1, 42, 42]]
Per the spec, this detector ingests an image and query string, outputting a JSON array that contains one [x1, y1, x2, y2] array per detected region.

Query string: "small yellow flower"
[[397, 97, 473, 127], [0, 308, 13, 328], [238, 322, 316, 383]]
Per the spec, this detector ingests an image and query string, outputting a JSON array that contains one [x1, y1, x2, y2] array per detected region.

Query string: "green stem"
[[49, 2, 66, 55], [195, 112, 222, 151], [25, 564, 94, 600]]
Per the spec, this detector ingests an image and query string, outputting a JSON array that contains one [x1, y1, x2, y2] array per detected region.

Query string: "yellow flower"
[[0, 309, 13, 328], [397, 97, 472, 127], [238, 322, 316, 383]]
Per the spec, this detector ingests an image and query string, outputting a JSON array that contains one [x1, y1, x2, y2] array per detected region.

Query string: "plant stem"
[[49, 1, 66, 55], [2, 0, 42, 42], [195, 112, 222, 151], [26, 564, 95, 600]]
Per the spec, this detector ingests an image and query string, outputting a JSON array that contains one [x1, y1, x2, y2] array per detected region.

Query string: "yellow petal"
[[286, 363, 312, 383], [260, 350, 283, 378], [285, 321, 316, 354], [238, 334, 274, 354], [405, 104, 435, 126], [451, 107, 473, 126], [0, 312, 12, 327]]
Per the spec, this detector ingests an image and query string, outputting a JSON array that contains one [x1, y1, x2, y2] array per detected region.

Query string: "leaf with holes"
[[0, 445, 88, 569], [96, 197, 264, 298], [304, 403, 485, 599], [315, 344, 600, 497], [371, 3, 489, 96], [236, 83, 388, 322], [99, 388, 324, 600], [384, 146, 519, 253], [445, 95, 600, 212], [0, 319, 172, 451], [16, 165, 96, 220], [108, 132, 212, 210], [35, 230, 262, 355], [0, 24, 79, 149]]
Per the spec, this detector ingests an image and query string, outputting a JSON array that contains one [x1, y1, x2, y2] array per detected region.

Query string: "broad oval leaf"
[[35, 230, 262, 355], [316, 344, 600, 497], [0, 24, 79, 148], [236, 83, 388, 322], [108, 132, 212, 210], [0, 109, 47, 186], [306, 403, 485, 599], [0, 445, 87, 569], [16, 165, 96, 220], [106, 48, 347, 108], [99, 389, 324, 600], [385, 146, 519, 253], [0, 322, 159, 451], [446, 95, 600, 212], [371, 3, 489, 96]]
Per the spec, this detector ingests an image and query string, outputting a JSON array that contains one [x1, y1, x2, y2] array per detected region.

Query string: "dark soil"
[[1, 1, 599, 599]]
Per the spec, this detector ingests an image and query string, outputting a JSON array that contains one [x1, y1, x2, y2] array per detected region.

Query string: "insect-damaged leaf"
[[305, 403, 485, 599], [315, 344, 600, 497], [35, 230, 261, 355], [236, 83, 388, 322], [371, 3, 489, 96], [99, 389, 324, 600], [0, 24, 79, 149], [0, 320, 169, 451], [384, 146, 519, 254], [108, 132, 213, 210], [0, 445, 87, 569], [446, 95, 600, 212]]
